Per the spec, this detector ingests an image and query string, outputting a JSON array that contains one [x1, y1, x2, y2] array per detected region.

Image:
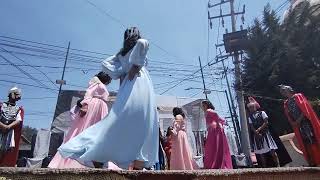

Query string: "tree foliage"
[[22, 125, 38, 142]]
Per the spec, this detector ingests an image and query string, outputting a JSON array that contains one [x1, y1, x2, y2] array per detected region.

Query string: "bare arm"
[[79, 104, 88, 117], [249, 116, 262, 137], [7, 110, 23, 130], [248, 117, 257, 134], [128, 65, 141, 81], [7, 120, 20, 130], [120, 75, 126, 85], [256, 118, 269, 134], [0, 121, 8, 131]]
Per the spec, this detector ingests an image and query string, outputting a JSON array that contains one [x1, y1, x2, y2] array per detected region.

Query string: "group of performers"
[[246, 85, 320, 167], [0, 27, 319, 169]]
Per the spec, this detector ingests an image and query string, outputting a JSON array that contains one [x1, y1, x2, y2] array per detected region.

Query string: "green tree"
[[22, 125, 38, 141]]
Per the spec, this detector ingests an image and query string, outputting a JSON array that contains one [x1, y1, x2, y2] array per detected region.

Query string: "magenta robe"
[[204, 110, 232, 169]]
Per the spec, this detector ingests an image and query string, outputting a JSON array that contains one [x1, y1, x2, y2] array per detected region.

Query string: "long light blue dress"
[[58, 39, 159, 169]]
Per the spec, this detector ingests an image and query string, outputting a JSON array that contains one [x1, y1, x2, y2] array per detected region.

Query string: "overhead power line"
[[0, 35, 197, 68], [0, 35, 112, 56], [82, 0, 189, 62], [0, 54, 56, 93], [0, 79, 58, 91], [0, 35, 216, 94], [0, 47, 59, 89]]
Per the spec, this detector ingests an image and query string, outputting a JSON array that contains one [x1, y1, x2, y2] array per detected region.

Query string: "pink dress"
[[204, 110, 233, 169], [170, 118, 197, 170], [48, 77, 109, 168]]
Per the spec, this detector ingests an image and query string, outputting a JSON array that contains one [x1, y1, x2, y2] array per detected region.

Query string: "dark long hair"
[[172, 107, 185, 118], [119, 27, 141, 56], [95, 71, 111, 85], [166, 126, 173, 137], [202, 100, 215, 110]]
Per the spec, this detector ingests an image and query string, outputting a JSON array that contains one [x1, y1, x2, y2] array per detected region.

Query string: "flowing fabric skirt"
[[170, 130, 197, 170], [58, 68, 159, 169], [204, 126, 233, 169], [49, 98, 108, 168]]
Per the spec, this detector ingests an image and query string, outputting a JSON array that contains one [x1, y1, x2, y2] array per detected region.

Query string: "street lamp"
[[184, 87, 213, 97], [56, 80, 66, 85], [184, 87, 224, 93], [203, 89, 212, 95]]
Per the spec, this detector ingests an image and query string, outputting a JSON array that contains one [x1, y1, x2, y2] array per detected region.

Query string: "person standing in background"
[[49, 72, 111, 168], [0, 87, 24, 167], [247, 98, 278, 168], [164, 126, 173, 170], [280, 85, 320, 166], [170, 107, 197, 170], [201, 100, 232, 169]]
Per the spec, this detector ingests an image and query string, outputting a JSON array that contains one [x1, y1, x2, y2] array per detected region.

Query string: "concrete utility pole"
[[208, 0, 251, 164], [229, 0, 251, 164]]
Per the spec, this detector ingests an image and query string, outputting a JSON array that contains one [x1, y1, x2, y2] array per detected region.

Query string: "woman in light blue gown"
[[58, 27, 159, 169]]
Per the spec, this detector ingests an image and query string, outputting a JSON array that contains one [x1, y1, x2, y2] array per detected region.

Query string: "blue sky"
[[0, 0, 289, 129]]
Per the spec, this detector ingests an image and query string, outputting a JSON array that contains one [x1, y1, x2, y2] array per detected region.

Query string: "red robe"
[[284, 93, 320, 165], [0, 104, 24, 167]]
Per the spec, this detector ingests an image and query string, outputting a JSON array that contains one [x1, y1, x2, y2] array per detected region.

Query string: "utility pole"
[[224, 89, 241, 152], [52, 42, 70, 123], [199, 56, 208, 100], [57, 42, 71, 95], [211, 55, 242, 153], [221, 57, 241, 152], [229, 0, 251, 164], [208, 0, 251, 164]]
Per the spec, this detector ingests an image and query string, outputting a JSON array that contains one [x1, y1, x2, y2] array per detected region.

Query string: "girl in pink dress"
[[170, 107, 197, 170], [48, 72, 111, 168], [201, 100, 233, 169]]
